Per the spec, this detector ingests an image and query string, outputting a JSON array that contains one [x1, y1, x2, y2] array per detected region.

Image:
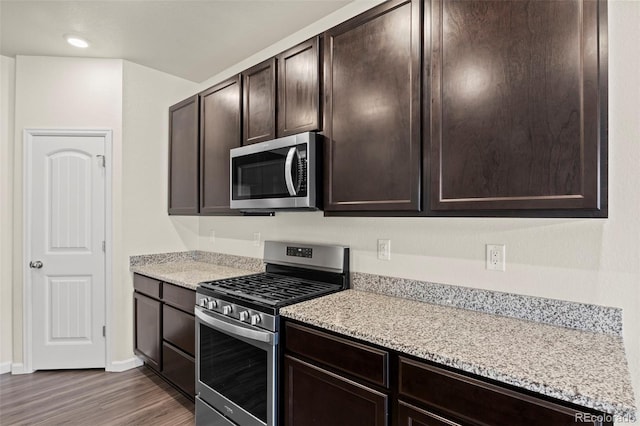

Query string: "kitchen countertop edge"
[[131, 261, 257, 290], [280, 290, 637, 420]]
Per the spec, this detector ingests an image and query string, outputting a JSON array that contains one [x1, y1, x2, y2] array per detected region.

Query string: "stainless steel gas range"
[[194, 241, 350, 426]]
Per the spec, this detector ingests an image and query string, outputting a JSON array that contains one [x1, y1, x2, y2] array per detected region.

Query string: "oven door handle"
[[195, 307, 274, 344]]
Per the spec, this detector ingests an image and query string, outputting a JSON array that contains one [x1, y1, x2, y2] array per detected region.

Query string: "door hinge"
[[102, 326, 106, 337], [102, 241, 106, 252], [96, 154, 106, 167]]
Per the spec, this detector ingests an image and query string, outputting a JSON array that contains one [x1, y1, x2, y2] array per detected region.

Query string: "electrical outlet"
[[253, 232, 261, 247], [210, 230, 215, 243], [486, 244, 506, 271], [377, 239, 391, 261]]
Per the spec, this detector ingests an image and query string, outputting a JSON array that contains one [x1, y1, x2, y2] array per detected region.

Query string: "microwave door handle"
[[284, 147, 297, 196], [195, 307, 274, 344]]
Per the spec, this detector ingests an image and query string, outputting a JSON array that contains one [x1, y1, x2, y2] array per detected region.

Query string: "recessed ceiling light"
[[65, 35, 89, 49]]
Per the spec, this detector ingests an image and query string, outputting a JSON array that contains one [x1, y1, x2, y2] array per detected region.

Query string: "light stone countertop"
[[280, 289, 637, 419], [131, 261, 255, 290]]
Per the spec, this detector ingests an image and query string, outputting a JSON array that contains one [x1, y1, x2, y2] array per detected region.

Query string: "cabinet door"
[[284, 355, 387, 426], [277, 37, 321, 137], [200, 76, 242, 214], [324, 0, 421, 212], [133, 292, 161, 371], [168, 95, 200, 214], [398, 401, 461, 426], [243, 58, 277, 145], [429, 0, 605, 212]]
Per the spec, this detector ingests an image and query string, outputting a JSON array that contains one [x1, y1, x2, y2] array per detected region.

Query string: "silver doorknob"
[[29, 261, 43, 269]]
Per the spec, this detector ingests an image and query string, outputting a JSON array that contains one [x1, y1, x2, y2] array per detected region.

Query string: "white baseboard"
[[0, 361, 11, 375], [106, 356, 143, 372], [10, 362, 32, 374]]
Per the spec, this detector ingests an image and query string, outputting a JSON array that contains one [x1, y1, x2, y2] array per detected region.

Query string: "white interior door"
[[27, 132, 106, 369]]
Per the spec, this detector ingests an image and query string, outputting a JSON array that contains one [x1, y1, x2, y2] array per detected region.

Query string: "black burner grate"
[[202, 273, 341, 306]]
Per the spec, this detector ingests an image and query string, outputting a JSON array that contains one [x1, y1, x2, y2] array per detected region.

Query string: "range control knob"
[[199, 298, 208, 308], [222, 305, 233, 315], [250, 314, 261, 326], [239, 311, 250, 322], [207, 299, 218, 310]]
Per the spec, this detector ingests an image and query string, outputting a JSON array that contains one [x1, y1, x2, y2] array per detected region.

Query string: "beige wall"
[[10, 56, 123, 369], [1, 56, 16, 370], [119, 60, 199, 361], [197, 0, 640, 408], [5, 56, 199, 369]]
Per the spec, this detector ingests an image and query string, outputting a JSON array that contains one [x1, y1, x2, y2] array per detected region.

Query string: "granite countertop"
[[131, 261, 255, 290], [280, 289, 636, 419]]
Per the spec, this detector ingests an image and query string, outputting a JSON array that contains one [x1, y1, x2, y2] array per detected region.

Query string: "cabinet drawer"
[[285, 322, 388, 387], [133, 274, 161, 299], [163, 283, 195, 313], [162, 342, 195, 397], [398, 357, 595, 426], [163, 304, 195, 355]]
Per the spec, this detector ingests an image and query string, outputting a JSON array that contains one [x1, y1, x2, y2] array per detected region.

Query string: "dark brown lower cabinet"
[[133, 273, 196, 399], [284, 355, 388, 426], [283, 320, 613, 426], [398, 357, 601, 426], [397, 401, 461, 426], [163, 304, 195, 356], [162, 342, 195, 397], [133, 292, 161, 371]]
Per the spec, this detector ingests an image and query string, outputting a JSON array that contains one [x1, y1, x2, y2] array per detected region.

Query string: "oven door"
[[195, 306, 277, 426]]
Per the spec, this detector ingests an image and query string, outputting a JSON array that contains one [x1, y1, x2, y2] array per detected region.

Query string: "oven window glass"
[[232, 144, 307, 200], [199, 324, 268, 423]]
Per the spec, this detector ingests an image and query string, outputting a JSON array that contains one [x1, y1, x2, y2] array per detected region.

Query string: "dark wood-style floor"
[[0, 366, 194, 425]]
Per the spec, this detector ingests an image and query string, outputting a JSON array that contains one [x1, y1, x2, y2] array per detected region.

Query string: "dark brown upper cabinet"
[[428, 0, 607, 213], [199, 75, 242, 215], [277, 37, 321, 137], [323, 0, 422, 212], [242, 58, 277, 145], [168, 95, 199, 215]]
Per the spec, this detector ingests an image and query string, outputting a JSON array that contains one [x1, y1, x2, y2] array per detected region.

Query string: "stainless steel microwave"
[[230, 132, 319, 210]]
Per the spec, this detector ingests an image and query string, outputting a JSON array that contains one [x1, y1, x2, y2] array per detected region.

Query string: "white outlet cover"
[[253, 232, 261, 247], [486, 244, 506, 271], [378, 239, 391, 261]]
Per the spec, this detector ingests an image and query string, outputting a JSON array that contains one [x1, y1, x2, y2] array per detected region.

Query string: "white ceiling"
[[0, 0, 351, 82]]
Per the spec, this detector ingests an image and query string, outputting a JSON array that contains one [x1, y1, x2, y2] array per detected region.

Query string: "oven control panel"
[[196, 295, 276, 332], [286, 246, 313, 258]]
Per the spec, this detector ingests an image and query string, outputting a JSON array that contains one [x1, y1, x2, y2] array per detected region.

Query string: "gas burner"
[[200, 273, 342, 307]]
